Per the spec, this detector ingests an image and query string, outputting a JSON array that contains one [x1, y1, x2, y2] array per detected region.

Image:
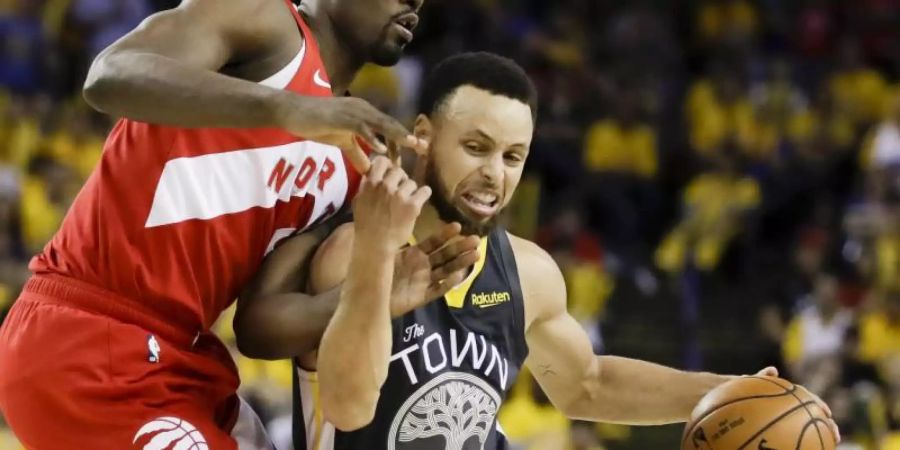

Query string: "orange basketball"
[[681, 376, 836, 450]]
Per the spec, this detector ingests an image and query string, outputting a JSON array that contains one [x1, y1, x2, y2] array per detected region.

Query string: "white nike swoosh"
[[313, 69, 331, 89]]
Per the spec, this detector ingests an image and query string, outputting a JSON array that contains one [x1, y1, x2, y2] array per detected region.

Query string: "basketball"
[[681, 376, 836, 450]]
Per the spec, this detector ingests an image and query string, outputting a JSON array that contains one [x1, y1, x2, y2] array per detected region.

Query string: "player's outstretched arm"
[[514, 236, 729, 425], [83, 0, 424, 171], [317, 158, 431, 431], [83, 0, 295, 128]]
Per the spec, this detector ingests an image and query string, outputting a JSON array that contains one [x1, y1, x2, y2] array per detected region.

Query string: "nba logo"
[[147, 335, 161, 363]]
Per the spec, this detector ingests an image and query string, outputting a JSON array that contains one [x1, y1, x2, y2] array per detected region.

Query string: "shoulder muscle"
[[507, 233, 567, 328]]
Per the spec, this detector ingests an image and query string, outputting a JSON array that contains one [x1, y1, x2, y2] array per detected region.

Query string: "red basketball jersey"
[[29, 2, 359, 332]]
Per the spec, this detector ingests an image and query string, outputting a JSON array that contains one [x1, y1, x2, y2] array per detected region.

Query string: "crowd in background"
[[1, 0, 899, 449]]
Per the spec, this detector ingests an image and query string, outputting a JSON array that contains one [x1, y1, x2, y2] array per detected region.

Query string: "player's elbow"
[[83, 56, 111, 111], [83, 49, 130, 114], [232, 307, 280, 360], [233, 330, 272, 360], [320, 388, 379, 431]]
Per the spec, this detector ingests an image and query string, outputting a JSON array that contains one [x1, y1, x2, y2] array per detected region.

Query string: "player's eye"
[[464, 141, 483, 153], [504, 152, 524, 164]]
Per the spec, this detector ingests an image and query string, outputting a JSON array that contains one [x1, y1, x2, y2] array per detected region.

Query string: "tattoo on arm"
[[539, 364, 556, 376]]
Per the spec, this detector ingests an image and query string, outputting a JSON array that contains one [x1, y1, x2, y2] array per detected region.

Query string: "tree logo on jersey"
[[132, 416, 208, 450], [387, 372, 501, 450]]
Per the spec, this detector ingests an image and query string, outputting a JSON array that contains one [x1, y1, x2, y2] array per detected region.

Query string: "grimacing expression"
[[332, 0, 422, 66], [416, 86, 534, 236]]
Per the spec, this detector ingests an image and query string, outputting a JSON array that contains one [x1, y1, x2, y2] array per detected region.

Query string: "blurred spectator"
[[695, 0, 760, 48], [0, 0, 46, 95], [656, 146, 760, 273], [0, 95, 49, 170], [582, 86, 659, 294], [794, 0, 839, 61], [537, 202, 611, 351], [855, 289, 900, 390], [685, 64, 753, 158], [19, 154, 76, 254], [348, 64, 402, 118], [782, 271, 853, 394], [788, 90, 856, 158], [499, 372, 573, 450], [827, 37, 890, 127], [69, 0, 151, 59], [44, 103, 103, 181], [861, 89, 900, 171]]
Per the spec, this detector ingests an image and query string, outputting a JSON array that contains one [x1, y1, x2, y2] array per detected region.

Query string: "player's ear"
[[413, 114, 433, 154]]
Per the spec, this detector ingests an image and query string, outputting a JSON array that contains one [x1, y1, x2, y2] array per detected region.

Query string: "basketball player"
[[0, 0, 431, 448], [239, 52, 840, 449]]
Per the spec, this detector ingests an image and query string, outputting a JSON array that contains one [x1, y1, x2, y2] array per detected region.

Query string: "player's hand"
[[352, 157, 430, 251], [390, 222, 480, 317], [751, 367, 841, 444], [275, 95, 428, 173]]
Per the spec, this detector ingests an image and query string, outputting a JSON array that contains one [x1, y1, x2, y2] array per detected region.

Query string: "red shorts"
[[0, 275, 252, 450]]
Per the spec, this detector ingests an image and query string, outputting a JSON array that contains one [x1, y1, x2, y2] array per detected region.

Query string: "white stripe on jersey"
[[145, 141, 348, 228]]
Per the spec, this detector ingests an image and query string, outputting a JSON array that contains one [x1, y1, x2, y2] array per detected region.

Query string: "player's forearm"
[[234, 287, 340, 360], [83, 51, 288, 128], [318, 240, 395, 431], [569, 356, 730, 425]]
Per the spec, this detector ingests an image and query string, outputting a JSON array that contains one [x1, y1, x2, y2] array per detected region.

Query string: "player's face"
[[417, 86, 534, 236], [333, 0, 423, 66]]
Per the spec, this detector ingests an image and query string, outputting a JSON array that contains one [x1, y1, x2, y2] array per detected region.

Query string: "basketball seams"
[[735, 401, 817, 450], [794, 419, 831, 450], [681, 381, 798, 448], [748, 377, 826, 449]]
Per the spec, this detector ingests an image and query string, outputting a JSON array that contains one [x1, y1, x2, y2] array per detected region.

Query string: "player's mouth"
[[392, 12, 419, 44], [459, 190, 500, 219]]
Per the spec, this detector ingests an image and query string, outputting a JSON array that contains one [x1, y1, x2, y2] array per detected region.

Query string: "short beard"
[[425, 163, 497, 237], [370, 43, 403, 66], [368, 29, 404, 66]]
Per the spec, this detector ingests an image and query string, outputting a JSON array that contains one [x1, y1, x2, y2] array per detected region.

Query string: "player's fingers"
[[815, 396, 833, 418], [798, 385, 832, 418], [828, 420, 841, 443], [353, 122, 388, 155], [382, 166, 407, 190], [365, 156, 391, 185], [397, 178, 418, 197], [427, 269, 467, 299], [431, 249, 479, 280], [416, 222, 462, 254], [429, 235, 480, 267], [410, 185, 432, 208], [755, 366, 778, 377], [342, 138, 371, 174], [362, 107, 421, 151]]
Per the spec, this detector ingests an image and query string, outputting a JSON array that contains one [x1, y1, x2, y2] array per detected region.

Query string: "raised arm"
[[317, 158, 430, 431], [82, 0, 294, 127], [514, 236, 729, 425], [82, 0, 424, 171]]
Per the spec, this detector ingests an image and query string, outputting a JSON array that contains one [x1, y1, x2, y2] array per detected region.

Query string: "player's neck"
[[298, 3, 363, 94]]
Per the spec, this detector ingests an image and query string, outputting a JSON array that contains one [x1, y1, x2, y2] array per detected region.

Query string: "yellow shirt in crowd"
[[857, 312, 900, 374], [697, 0, 758, 42], [583, 120, 658, 178], [20, 177, 63, 253], [829, 69, 890, 125], [685, 80, 755, 156]]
